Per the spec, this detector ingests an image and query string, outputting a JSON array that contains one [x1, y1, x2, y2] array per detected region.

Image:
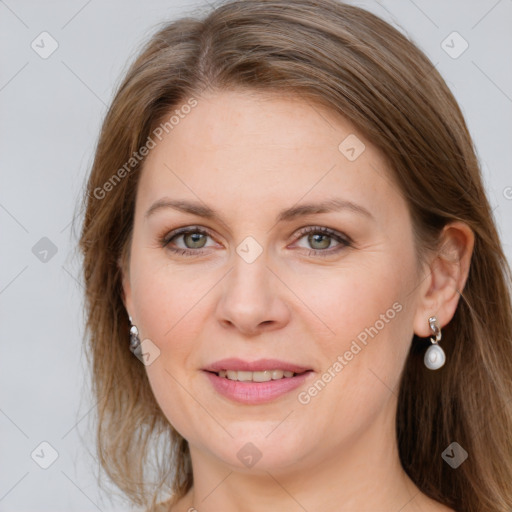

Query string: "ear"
[[413, 221, 475, 337]]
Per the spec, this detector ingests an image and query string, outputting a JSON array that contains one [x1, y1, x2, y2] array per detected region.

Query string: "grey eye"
[[183, 232, 208, 249], [307, 233, 332, 250]]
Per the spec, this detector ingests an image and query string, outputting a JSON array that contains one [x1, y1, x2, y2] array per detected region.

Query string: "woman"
[[78, 0, 512, 511]]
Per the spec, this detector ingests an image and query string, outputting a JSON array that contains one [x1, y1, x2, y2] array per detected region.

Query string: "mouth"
[[202, 358, 314, 404], [206, 369, 311, 382]]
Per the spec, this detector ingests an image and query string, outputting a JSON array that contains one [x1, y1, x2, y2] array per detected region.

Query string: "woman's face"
[[122, 90, 427, 473]]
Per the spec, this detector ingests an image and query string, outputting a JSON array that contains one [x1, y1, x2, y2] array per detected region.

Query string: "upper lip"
[[203, 358, 312, 373]]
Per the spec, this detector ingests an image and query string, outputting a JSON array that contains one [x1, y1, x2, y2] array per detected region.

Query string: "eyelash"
[[159, 225, 352, 258]]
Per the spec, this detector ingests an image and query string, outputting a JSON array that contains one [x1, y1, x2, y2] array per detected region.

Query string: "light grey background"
[[1, 0, 511, 511]]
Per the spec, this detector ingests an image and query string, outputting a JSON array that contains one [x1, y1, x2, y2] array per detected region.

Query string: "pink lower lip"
[[204, 370, 313, 404]]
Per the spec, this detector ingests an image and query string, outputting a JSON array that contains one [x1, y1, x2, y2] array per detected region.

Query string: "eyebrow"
[[144, 197, 374, 223]]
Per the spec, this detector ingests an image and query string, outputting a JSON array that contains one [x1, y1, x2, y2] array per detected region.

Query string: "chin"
[[203, 433, 313, 473]]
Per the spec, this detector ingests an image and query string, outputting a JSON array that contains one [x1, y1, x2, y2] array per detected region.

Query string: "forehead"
[[135, 90, 404, 224], [152, 90, 357, 159]]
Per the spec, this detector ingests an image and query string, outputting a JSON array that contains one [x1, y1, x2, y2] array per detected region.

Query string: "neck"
[[177, 396, 428, 511]]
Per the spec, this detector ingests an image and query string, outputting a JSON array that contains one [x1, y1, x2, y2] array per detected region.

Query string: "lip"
[[203, 358, 312, 373], [204, 370, 313, 404]]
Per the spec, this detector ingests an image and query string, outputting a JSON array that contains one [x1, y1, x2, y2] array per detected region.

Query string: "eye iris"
[[184, 232, 207, 248], [309, 233, 331, 250]]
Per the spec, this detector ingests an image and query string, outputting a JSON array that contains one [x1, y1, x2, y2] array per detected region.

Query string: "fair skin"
[[121, 90, 473, 512]]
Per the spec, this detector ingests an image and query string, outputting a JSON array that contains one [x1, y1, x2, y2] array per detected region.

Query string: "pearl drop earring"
[[424, 316, 446, 370], [128, 315, 141, 355]]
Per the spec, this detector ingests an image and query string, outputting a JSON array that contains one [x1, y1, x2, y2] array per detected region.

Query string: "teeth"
[[216, 369, 297, 381]]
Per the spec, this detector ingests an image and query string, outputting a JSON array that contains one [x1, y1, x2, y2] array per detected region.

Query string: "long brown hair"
[[78, 1, 512, 510]]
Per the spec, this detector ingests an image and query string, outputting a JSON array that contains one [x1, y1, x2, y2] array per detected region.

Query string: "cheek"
[[301, 259, 410, 350], [303, 253, 416, 406], [129, 256, 215, 439], [130, 250, 214, 345], [290, 266, 414, 444]]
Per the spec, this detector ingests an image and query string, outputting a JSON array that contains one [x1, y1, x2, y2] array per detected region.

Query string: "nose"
[[215, 250, 291, 336]]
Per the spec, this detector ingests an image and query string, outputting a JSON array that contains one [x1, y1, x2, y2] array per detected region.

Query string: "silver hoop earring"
[[424, 316, 446, 370], [129, 316, 141, 355]]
